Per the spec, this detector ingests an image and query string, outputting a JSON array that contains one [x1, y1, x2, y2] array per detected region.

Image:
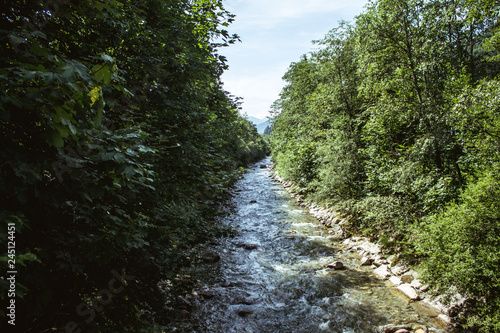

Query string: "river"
[[191, 158, 450, 333]]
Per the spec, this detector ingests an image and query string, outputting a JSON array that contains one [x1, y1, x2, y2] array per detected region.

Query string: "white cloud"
[[227, 0, 359, 25], [222, 66, 287, 118]]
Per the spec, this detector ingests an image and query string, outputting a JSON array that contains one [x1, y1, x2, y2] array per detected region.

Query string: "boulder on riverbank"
[[397, 283, 420, 301], [373, 265, 392, 280]]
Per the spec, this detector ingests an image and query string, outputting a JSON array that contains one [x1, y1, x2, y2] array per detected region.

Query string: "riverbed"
[[191, 158, 449, 333]]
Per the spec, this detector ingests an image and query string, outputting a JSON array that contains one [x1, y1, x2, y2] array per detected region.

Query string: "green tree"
[[270, 56, 321, 188], [308, 22, 365, 202], [0, 1, 266, 331], [270, 0, 500, 329]]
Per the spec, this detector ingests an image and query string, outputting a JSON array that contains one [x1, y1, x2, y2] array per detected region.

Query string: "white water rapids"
[[191, 158, 450, 333]]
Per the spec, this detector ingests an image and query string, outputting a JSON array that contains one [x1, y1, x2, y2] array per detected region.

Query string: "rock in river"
[[200, 251, 220, 263], [327, 261, 345, 270], [379, 325, 413, 333], [176, 295, 192, 308]]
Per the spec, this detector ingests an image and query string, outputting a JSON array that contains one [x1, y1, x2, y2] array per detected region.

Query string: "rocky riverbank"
[[270, 168, 465, 331]]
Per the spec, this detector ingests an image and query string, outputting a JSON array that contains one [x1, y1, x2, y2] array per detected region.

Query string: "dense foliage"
[[0, 0, 267, 331], [270, 0, 500, 330]]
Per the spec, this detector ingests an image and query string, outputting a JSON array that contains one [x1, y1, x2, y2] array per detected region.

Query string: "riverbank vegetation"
[[270, 0, 500, 330], [0, 1, 267, 331]]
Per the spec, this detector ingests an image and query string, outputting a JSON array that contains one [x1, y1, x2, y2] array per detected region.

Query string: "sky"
[[219, 0, 368, 120]]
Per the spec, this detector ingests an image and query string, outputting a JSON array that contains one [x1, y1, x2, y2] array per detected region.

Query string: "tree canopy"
[[270, 0, 500, 330]]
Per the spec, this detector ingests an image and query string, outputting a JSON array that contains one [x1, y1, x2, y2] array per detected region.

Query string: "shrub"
[[415, 167, 500, 331]]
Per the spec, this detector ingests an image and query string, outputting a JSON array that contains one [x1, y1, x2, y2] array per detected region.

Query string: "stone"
[[327, 261, 345, 270], [400, 273, 414, 284], [237, 242, 259, 250], [199, 291, 216, 299], [200, 251, 220, 263], [327, 233, 342, 240], [397, 283, 420, 301], [380, 325, 413, 333], [389, 276, 402, 286], [387, 255, 400, 267], [438, 314, 452, 325], [250, 200, 257, 203], [260, 164, 267, 168], [410, 279, 423, 290], [360, 257, 373, 266], [394, 330, 411, 333], [176, 296, 192, 308], [238, 309, 254, 317], [373, 265, 392, 280], [358, 241, 382, 255], [373, 258, 387, 267], [412, 325, 426, 332], [356, 242, 374, 255], [241, 298, 257, 305], [391, 265, 410, 276]]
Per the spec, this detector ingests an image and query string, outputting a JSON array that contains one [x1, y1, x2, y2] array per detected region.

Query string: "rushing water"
[[192, 158, 449, 333]]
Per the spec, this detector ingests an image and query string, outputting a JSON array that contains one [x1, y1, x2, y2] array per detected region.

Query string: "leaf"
[[31, 31, 47, 39], [8, 34, 26, 44], [60, 116, 77, 136], [16, 253, 40, 266], [47, 130, 64, 147], [88, 86, 101, 106], [93, 65, 111, 84], [123, 165, 137, 177], [94, 97, 105, 125], [54, 123, 71, 138], [19, 68, 37, 80], [40, 72, 57, 84], [83, 193, 93, 202], [60, 61, 91, 83], [113, 153, 126, 163], [123, 87, 134, 97], [100, 54, 115, 63], [31, 41, 49, 57]]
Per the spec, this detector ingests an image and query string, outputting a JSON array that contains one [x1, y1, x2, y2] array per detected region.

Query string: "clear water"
[[192, 158, 450, 333]]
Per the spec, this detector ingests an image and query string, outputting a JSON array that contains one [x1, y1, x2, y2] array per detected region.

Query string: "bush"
[[415, 167, 500, 331]]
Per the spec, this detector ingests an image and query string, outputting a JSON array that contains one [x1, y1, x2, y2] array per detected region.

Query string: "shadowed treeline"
[[0, 1, 268, 331]]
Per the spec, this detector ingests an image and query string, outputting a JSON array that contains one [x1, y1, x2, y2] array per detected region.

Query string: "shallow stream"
[[192, 158, 449, 333]]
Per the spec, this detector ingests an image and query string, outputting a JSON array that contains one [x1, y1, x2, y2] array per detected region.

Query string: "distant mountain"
[[247, 116, 267, 125], [246, 116, 271, 134], [256, 120, 271, 134]]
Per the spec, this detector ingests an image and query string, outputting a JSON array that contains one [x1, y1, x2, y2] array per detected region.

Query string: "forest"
[[0, 0, 268, 331], [270, 0, 500, 331]]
